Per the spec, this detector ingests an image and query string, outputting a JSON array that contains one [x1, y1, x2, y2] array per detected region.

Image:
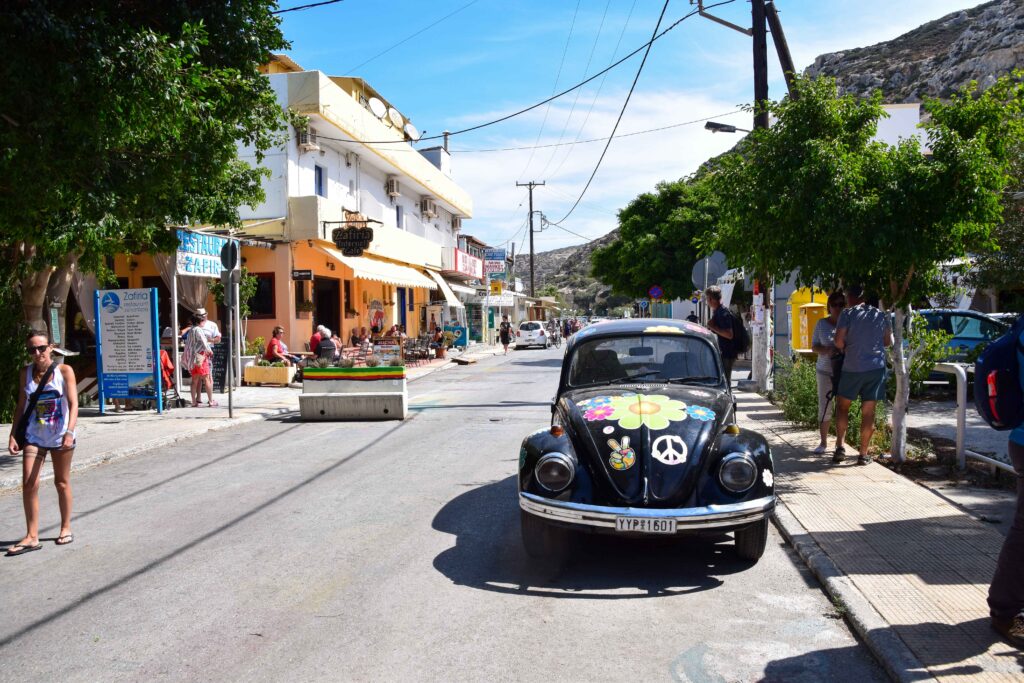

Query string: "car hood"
[[560, 384, 733, 507]]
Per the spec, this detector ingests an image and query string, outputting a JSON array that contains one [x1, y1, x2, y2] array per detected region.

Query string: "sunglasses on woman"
[[26, 345, 49, 354]]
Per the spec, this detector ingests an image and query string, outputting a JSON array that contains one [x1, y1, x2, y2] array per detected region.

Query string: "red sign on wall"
[[452, 248, 483, 279]]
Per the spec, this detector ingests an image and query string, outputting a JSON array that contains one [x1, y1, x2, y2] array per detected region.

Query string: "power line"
[[552, 0, 673, 226], [345, 0, 484, 73], [306, 0, 736, 146], [449, 109, 745, 153], [273, 0, 344, 15]]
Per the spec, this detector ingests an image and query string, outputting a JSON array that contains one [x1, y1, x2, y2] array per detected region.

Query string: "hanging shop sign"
[[291, 269, 314, 281], [95, 288, 162, 412], [333, 226, 374, 257], [484, 260, 506, 275], [177, 229, 229, 277], [483, 248, 506, 262], [452, 249, 483, 279]]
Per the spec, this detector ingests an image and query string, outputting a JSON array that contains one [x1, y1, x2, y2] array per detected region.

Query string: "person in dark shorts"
[[704, 285, 737, 386], [499, 315, 513, 355], [988, 324, 1024, 649], [833, 284, 892, 465]]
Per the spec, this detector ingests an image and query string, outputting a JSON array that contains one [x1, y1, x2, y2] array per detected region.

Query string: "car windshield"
[[567, 335, 720, 387], [521, 322, 541, 331]]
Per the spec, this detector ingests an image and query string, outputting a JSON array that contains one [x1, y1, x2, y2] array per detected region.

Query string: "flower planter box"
[[243, 365, 296, 386], [299, 366, 407, 420]]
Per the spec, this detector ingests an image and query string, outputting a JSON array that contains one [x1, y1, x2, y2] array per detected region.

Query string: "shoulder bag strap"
[[17, 363, 57, 433]]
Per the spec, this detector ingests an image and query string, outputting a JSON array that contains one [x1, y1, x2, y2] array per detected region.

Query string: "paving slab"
[[735, 390, 1024, 682]]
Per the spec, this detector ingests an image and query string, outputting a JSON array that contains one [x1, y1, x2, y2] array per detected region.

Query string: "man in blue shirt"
[[833, 284, 892, 465], [989, 324, 1024, 649]]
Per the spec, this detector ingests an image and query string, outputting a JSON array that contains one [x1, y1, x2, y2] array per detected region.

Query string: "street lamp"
[[704, 121, 752, 134]]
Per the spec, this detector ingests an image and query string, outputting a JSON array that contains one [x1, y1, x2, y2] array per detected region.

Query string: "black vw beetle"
[[518, 318, 775, 562]]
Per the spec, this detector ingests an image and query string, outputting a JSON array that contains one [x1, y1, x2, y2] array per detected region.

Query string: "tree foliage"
[[591, 177, 718, 300], [0, 1, 289, 419], [703, 73, 1023, 461]]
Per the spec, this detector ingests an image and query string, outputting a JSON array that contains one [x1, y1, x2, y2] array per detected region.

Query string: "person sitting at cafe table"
[[316, 328, 339, 361], [310, 325, 327, 355], [265, 326, 301, 366]]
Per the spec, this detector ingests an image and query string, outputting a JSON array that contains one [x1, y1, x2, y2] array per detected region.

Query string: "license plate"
[[615, 517, 677, 534]]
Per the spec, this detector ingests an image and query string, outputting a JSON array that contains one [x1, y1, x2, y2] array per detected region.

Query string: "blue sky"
[[276, 0, 988, 252]]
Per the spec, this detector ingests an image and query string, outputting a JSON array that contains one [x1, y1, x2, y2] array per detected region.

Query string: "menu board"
[[96, 288, 161, 408], [211, 330, 231, 394]]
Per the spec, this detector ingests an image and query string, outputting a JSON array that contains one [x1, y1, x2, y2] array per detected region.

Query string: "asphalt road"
[[0, 346, 885, 682]]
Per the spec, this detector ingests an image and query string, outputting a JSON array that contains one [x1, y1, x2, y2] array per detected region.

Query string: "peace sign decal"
[[652, 435, 688, 466]]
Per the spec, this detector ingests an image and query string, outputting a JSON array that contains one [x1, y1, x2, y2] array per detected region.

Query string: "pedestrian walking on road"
[[832, 284, 892, 465], [6, 330, 79, 556], [499, 315, 513, 355], [988, 322, 1024, 649], [704, 285, 737, 386], [811, 292, 846, 454]]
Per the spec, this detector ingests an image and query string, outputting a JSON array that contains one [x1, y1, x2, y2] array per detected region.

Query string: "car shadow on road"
[[432, 475, 752, 599]]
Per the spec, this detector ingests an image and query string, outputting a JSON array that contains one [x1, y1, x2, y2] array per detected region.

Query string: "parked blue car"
[[918, 309, 1008, 362]]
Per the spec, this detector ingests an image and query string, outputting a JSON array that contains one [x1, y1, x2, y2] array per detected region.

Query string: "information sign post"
[[95, 288, 162, 414]]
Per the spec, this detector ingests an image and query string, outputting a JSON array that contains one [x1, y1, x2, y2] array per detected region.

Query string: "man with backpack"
[[705, 285, 747, 387], [980, 316, 1024, 648]]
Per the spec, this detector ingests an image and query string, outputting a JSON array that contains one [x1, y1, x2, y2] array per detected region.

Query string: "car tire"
[[734, 517, 768, 561], [521, 509, 567, 560]]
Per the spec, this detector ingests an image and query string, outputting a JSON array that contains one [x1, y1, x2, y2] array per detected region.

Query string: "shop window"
[[250, 272, 275, 319], [294, 281, 307, 313], [315, 165, 326, 198]]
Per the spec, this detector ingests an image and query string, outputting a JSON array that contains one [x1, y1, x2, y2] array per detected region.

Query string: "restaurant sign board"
[[332, 226, 374, 257]]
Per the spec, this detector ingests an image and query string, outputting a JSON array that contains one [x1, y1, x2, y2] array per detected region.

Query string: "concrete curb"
[[0, 406, 296, 494], [771, 501, 935, 683]]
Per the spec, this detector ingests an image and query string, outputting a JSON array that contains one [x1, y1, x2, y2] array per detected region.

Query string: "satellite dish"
[[388, 107, 404, 129], [404, 122, 420, 141], [691, 252, 729, 290], [368, 97, 387, 119]]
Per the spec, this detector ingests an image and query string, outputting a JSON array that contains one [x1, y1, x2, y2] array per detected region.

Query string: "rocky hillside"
[[519, 0, 1024, 309], [807, 0, 1024, 102]]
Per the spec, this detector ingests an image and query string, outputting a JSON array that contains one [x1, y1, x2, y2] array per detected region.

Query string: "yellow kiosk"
[[788, 288, 829, 360]]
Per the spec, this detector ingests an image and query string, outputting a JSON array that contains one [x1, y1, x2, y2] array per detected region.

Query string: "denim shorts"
[[838, 368, 886, 402]]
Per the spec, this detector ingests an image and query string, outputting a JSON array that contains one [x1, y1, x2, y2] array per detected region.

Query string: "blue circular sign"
[[638, 300, 649, 310], [648, 285, 663, 299], [691, 297, 699, 304]]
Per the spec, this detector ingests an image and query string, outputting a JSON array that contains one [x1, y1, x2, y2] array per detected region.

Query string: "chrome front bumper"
[[519, 492, 775, 532]]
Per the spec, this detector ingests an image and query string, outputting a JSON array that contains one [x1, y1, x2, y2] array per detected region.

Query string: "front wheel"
[[734, 517, 769, 561]]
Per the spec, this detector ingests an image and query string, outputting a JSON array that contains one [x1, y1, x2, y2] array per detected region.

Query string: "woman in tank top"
[[6, 330, 79, 556]]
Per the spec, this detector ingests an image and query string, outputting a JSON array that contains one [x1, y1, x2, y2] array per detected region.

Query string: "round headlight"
[[534, 452, 575, 492], [719, 453, 757, 493]]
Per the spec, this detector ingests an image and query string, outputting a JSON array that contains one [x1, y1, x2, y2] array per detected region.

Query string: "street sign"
[[483, 248, 506, 261], [291, 269, 313, 281], [638, 299, 649, 310], [332, 226, 374, 257], [489, 280, 502, 295], [220, 269, 240, 306], [648, 285, 663, 299], [691, 251, 728, 290]]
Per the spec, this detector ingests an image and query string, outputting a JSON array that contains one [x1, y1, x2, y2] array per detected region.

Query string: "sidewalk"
[[735, 390, 1023, 682], [0, 344, 504, 493]]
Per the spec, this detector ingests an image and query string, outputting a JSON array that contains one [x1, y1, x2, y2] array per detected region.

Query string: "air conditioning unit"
[[451, 216, 462, 231], [420, 197, 437, 218], [385, 177, 400, 197], [298, 130, 319, 153]]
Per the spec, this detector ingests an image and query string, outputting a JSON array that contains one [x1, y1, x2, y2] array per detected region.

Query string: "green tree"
[[0, 1, 288, 419], [705, 74, 1022, 462], [591, 177, 718, 300]]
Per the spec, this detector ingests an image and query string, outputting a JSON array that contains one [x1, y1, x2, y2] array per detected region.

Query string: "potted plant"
[[296, 299, 315, 317], [243, 358, 297, 385], [241, 336, 265, 370], [299, 354, 408, 421]]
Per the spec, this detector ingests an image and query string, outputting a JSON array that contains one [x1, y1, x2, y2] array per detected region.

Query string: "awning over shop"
[[447, 282, 478, 297], [425, 269, 465, 309], [318, 245, 435, 289]]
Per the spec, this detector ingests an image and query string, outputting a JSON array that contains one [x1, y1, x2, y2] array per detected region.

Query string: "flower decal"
[[644, 325, 685, 334], [686, 405, 716, 422], [576, 396, 612, 411], [762, 469, 774, 488], [607, 394, 688, 430], [584, 405, 615, 421]]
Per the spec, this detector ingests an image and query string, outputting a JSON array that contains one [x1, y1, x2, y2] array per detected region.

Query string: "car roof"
[[565, 317, 716, 350]]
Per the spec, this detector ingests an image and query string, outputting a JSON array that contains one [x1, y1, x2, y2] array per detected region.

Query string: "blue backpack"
[[974, 316, 1024, 430]]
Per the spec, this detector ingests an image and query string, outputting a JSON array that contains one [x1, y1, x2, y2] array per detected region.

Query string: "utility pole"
[[751, 0, 772, 392], [516, 180, 544, 297], [752, 0, 769, 130]]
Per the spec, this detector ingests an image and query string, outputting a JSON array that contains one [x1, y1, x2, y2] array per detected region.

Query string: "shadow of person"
[[889, 618, 1024, 678], [432, 475, 753, 599], [760, 643, 896, 682]]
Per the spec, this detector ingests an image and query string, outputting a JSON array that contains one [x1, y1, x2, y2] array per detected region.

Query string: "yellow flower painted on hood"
[[607, 393, 688, 430]]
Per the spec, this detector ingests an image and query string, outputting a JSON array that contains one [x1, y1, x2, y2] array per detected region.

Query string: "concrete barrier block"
[[299, 392, 407, 421]]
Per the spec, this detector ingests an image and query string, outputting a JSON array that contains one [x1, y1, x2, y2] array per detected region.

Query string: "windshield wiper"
[[665, 376, 720, 385]]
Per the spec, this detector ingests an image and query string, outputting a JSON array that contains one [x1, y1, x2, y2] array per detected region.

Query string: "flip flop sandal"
[[6, 544, 42, 557], [55, 534, 74, 546]]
